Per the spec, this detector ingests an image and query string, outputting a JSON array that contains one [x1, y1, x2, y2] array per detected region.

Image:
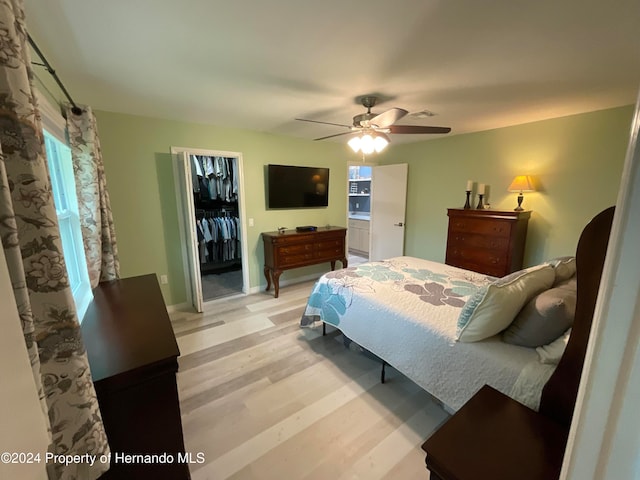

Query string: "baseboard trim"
[[250, 272, 322, 295], [167, 272, 322, 309], [166, 302, 189, 313]]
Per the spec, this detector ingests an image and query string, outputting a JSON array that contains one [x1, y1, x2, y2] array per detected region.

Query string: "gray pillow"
[[502, 278, 576, 347], [546, 256, 576, 286]]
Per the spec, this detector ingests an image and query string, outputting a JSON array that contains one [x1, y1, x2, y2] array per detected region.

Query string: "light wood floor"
[[170, 279, 448, 479]]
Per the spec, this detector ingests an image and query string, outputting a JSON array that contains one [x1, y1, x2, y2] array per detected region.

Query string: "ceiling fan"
[[296, 96, 451, 153]]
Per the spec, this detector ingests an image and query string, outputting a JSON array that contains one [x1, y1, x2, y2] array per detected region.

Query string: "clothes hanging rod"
[[27, 33, 82, 116]]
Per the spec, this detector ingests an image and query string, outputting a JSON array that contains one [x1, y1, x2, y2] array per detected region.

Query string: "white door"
[[369, 163, 408, 261], [174, 151, 203, 312]]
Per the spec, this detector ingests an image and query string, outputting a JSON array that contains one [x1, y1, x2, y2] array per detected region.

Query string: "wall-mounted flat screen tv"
[[267, 164, 329, 208]]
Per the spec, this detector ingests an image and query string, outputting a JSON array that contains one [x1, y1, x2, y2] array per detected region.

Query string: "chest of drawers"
[[262, 226, 347, 297], [445, 209, 530, 277], [81, 274, 189, 479]]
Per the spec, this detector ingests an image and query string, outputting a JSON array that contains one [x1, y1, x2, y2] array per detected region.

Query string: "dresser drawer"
[[317, 246, 344, 261], [275, 243, 314, 256], [448, 218, 512, 238], [316, 238, 343, 250], [279, 252, 315, 267], [449, 260, 505, 278], [447, 257, 506, 278], [447, 232, 510, 251], [268, 233, 314, 245], [479, 264, 507, 278], [446, 247, 507, 269]]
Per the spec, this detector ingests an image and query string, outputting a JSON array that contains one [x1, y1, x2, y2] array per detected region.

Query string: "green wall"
[[95, 105, 633, 306], [376, 105, 633, 266], [94, 111, 349, 305]]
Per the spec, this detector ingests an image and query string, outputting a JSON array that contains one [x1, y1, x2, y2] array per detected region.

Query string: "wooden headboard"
[[539, 206, 615, 427]]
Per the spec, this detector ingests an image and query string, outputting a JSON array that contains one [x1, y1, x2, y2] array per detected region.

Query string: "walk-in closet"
[[173, 147, 248, 312], [191, 154, 243, 301]]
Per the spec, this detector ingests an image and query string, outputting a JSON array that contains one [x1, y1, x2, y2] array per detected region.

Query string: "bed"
[[300, 255, 577, 413]]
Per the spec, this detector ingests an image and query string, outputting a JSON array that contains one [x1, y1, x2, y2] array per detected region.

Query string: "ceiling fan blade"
[[370, 108, 408, 128], [388, 125, 451, 134], [296, 118, 352, 128], [313, 131, 357, 141]]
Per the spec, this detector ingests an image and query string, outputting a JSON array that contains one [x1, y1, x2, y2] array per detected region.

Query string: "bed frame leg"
[[322, 322, 326, 336], [381, 360, 386, 384]]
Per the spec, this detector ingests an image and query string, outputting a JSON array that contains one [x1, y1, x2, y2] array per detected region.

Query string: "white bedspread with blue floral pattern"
[[301, 256, 552, 411]]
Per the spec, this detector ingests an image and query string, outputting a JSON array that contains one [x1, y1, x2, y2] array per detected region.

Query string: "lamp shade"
[[508, 175, 535, 193]]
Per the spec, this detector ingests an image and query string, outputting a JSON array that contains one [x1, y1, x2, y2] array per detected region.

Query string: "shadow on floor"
[[201, 268, 243, 301]]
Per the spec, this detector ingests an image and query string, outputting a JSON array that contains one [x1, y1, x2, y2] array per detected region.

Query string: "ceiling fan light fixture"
[[297, 95, 450, 145], [348, 131, 389, 154], [348, 136, 361, 152], [373, 133, 389, 152], [360, 134, 375, 154]]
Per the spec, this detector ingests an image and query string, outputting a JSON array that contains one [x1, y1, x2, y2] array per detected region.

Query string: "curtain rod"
[[27, 33, 82, 116]]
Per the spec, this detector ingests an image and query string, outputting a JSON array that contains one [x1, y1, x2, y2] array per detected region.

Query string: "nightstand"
[[422, 385, 568, 480]]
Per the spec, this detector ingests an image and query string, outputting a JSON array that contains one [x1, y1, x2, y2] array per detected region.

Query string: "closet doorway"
[[172, 147, 249, 312]]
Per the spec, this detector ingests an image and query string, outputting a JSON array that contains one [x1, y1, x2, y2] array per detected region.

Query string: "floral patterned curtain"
[[65, 105, 119, 288], [0, 1, 110, 479]]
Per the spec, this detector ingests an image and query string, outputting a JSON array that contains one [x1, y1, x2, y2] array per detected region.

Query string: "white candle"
[[478, 183, 485, 194], [466, 180, 472, 191]]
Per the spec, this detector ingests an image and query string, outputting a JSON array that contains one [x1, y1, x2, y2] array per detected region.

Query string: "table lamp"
[[507, 175, 535, 211]]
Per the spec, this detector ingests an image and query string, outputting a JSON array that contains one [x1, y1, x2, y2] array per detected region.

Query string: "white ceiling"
[[24, 0, 640, 144]]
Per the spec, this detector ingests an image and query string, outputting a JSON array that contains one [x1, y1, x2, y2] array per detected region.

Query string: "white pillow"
[[456, 264, 555, 343], [536, 328, 571, 364]]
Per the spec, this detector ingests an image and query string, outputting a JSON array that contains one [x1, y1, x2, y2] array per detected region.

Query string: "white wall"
[[0, 248, 49, 480]]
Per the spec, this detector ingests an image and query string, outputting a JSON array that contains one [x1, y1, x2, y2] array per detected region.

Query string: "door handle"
[[394, 222, 404, 227]]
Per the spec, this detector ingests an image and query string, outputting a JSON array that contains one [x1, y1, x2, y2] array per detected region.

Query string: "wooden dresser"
[[81, 274, 190, 480], [262, 226, 347, 298], [445, 208, 531, 277]]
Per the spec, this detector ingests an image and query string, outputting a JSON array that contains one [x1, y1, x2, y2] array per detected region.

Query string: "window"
[[42, 127, 92, 322]]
